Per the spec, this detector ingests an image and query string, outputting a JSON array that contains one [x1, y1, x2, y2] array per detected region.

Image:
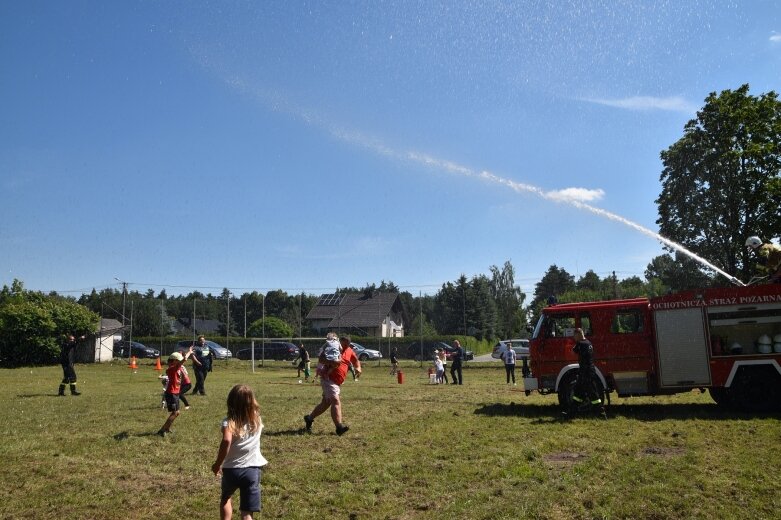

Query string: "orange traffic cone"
[[128, 356, 138, 371], [154, 356, 162, 371]]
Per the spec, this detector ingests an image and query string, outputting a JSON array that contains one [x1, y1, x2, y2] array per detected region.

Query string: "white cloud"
[[582, 95, 696, 113], [545, 187, 605, 203], [771, 33, 781, 43]]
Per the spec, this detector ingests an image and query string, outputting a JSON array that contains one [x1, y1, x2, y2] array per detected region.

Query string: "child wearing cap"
[[158, 347, 193, 437]]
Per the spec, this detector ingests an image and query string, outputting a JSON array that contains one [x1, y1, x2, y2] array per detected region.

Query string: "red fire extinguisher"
[[397, 370, 404, 384]]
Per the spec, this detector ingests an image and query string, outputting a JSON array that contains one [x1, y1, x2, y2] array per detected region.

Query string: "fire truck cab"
[[526, 284, 781, 411]]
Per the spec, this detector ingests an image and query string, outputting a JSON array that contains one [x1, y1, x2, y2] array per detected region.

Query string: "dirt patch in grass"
[[641, 446, 686, 458], [543, 451, 588, 470]]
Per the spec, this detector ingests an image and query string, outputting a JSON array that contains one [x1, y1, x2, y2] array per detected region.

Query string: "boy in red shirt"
[[158, 347, 193, 437]]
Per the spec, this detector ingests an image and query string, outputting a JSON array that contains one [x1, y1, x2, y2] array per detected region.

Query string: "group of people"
[[156, 336, 266, 519], [157, 335, 215, 434], [428, 339, 466, 384]]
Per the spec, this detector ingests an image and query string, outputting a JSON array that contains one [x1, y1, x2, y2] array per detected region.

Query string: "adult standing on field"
[[58, 333, 85, 396], [303, 334, 361, 436], [192, 335, 215, 395], [501, 341, 517, 386], [294, 343, 311, 382], [389, 348, 399, 376], [571, 328, 605, 416], [450, 340, 464, 385]]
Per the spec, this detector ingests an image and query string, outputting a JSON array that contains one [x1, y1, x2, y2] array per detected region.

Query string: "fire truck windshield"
[[533, 314, 577, 339]]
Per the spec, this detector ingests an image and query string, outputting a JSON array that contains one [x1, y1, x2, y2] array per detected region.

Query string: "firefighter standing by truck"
[[570, 328, 606, 418]]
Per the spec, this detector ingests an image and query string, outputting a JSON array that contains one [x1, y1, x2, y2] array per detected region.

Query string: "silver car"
[[491, 339, 530, 360], [350, 342, 382, 361]]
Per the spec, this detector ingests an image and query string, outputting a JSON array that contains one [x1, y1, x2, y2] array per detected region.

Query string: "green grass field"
[[2, 359, 780, 519]]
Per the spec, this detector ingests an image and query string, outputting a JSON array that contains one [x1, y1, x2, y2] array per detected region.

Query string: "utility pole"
[[115, 278, 128, 338], [226, 292, 230, 350]]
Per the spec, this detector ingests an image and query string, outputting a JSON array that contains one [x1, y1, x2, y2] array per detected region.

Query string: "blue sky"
[[1, 1, 779, 298]]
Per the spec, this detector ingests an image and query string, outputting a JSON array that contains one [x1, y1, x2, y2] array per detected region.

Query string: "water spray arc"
[[399, 152, 745, 287], [230, 79, 745, 286]]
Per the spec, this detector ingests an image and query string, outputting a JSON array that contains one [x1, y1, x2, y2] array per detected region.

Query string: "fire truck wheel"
[[557, 372, 577, 409], [731, 366, 781, 412], [708, 387, 733, 408]]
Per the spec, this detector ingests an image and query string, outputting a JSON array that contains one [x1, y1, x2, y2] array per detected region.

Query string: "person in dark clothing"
[[58, 333, 85, 396], [294, 344, 311, 381], [450, 340, 464, 385], [571, 328, 605, 417], [191, 335, 215, 395], [389, 348, 399, 376]]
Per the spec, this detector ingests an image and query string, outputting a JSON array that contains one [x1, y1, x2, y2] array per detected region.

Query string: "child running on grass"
[[157, 347, 193, 437], [212, 384, 268, 520]]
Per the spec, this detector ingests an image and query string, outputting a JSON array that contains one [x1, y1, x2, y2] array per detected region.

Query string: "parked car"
[[491, 339, 530, 360], [176, 339, 233, 360], [235, 342, 299, 361], [114, 340, 160, 359], [406, 341, 474, 362], [350, 342, 382, 361]]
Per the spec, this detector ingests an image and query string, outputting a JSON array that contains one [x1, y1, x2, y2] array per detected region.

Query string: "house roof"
[[306, 292, 403, 329], [173, 318, 222, 335], [100, 318, 124, 335]]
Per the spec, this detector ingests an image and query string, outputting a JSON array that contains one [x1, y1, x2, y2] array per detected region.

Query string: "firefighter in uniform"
[[191, 335, 214, 395], [58, 333, 85, 396], [745, 236, 781, 283], [570, 328, 606, 417]]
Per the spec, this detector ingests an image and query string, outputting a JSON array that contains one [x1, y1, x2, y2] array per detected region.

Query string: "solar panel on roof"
[[317, 293, 344, 306]]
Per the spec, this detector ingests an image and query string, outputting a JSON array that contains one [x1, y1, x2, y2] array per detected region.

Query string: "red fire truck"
[[524, 283, 781, 411]]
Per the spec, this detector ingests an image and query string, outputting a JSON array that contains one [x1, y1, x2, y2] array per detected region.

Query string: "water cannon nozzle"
[[728, 276, 746, 287]]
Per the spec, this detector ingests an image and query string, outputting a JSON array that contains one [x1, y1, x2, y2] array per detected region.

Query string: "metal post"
[[129, 300, 134, 346], [261, 294, 265, 367], [226, 292, 230, 351], [160, 299, 164, 354], [192, 298, 196, 342], [114, 278, 127, 340]]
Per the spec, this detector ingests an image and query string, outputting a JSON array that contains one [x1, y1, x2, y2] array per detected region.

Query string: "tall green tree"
[[433, 274, 497, 340], [656, 85, 781, 282], [247, 317, 294, 339], [0, 280, 98, 367], [529, 265, 576, 326], [645, 253, 714, 293], [489, 260, 526, 339]]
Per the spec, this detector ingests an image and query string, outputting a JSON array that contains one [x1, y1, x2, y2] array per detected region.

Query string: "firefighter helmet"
[[745, 236, 762, 249]]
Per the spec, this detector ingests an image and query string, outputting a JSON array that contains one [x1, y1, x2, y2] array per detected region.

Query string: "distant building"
[[172, 317, 223, 337], [306, 292, 405, 338], [81, 318, 123, 363]]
